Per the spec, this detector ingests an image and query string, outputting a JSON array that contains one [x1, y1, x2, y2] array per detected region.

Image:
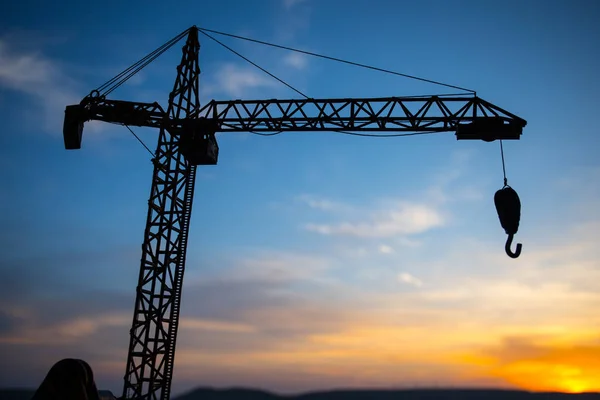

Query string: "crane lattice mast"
[[122, 28, 200, 400], [62, 26, 526, 400]]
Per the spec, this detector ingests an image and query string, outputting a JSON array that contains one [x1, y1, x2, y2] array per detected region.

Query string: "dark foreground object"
[[27, 359, 101, 400]]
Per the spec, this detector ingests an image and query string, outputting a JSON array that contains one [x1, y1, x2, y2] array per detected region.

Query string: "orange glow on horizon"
[[456, 337, 600, 394], [171, 321, 600, 394], [490, 361, 600, 393]]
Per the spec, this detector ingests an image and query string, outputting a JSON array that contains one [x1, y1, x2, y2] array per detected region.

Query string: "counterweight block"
[[64, 105, 85, 150], [456, 117, 523, 142]]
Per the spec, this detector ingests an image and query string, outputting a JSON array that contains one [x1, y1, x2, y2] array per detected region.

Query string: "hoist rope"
[[494, 139, 522, 258], [197, 27, 476, 95], [500, 140, 508, 187]]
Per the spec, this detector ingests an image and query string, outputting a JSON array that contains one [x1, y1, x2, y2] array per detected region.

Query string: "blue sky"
[[1, 0, 599, 396]]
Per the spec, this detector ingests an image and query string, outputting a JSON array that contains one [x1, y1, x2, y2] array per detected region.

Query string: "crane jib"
[[63, 96, 526, 155]]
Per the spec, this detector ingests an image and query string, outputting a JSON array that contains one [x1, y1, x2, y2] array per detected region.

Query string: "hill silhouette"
[[2, 387, 600, 400], [173, 387, 600, 400]]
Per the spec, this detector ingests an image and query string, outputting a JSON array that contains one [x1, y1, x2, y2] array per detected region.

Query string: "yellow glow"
[[561, 379, 590, 394], [457, 337, 600, 393], [7, 249, 600, 395], [173, 317, 600, 393], [488, 360, 600, 393]]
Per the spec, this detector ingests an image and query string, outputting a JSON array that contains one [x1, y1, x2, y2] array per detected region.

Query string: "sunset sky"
[[1, 0, 599, 396]]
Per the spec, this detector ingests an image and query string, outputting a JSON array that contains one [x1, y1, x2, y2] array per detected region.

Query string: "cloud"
[[0, 244, 140, 304], [297, 153, 481, 241], [234, 252, 332, 283], [2, 225, 599, 394], [189, 249, 336, 286], [305, 200, 445, 238], [201, 63, 278, 99], [396, 237, 423, 248], [180, 318, 257, 334], [283, 0, 308, 9], [283, 53, 308, 70], [378, 244, 394, 254], [0, 37, 81, 133], [276, 0, 312, 44], [397, 272, 423, 287], [296, 194, 351, 212], [2, 162, 599, 393], [424, 149, 484, 205], [0, 289, 133, 341]]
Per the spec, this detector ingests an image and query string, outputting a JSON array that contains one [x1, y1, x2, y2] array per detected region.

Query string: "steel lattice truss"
[[79, 95, 526, 136], [195, 96, 525, 132], [121, 29, 200, 400]]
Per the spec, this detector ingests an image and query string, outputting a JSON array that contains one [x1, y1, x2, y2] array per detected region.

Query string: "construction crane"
[[62, 26, 526, 400]]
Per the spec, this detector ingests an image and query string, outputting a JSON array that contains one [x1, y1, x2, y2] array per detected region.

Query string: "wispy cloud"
[[0, 310, 130, 346], [201, 63, 278, 99], [296, 194, 351, 212], [181, 318, 257, 334], [397, 272, 423, 287], [2, 159, 599, 393], [378, 244, 394, 254], [283, 53, 309, 70], [298, 152, 484, 240], [305, 200, 445, 238], [275, 0, 312, 44], [177, 238, 600, 392], [425, 149, 484, 204], [0, 38, 81, 133], [2, 223, 600, 393], [227, 250, 335, 284], [283, 0, 309, 9]]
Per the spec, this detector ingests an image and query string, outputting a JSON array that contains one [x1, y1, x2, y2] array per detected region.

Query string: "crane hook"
[[505, 233, 522, 259], [494, 185, 523, 259]]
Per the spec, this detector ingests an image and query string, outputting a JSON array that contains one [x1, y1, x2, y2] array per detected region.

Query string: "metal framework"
[[70, 95, 526, 140], [120, 29, 201, 400], [196, 96, 525, 133], [62, 26, 527, 400]]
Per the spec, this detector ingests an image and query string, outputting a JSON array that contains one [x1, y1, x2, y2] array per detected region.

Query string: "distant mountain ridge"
[[175, 387, 600, 400], [2, 387, 600, 400]]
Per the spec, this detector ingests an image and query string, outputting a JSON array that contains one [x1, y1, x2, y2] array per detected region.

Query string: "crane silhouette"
[[62, 26, 527, 400]]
